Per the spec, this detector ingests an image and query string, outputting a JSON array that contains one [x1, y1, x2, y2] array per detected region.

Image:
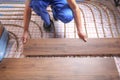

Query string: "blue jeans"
[[30, 0, 73, 26]]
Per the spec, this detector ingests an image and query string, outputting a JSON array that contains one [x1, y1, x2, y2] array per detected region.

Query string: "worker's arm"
[[22, 0, 32, 43], [67, 0, 87, 42]]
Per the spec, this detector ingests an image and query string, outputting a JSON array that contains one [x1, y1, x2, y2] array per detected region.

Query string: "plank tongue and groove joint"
[[0, 22, 9, 61], [23, 38, 120, 57]]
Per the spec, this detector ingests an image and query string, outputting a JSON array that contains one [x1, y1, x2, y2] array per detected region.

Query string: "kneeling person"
[[23, 0, 87, 43]]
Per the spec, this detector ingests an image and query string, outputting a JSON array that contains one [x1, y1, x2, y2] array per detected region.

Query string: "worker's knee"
[[57, 6, 73, 23]]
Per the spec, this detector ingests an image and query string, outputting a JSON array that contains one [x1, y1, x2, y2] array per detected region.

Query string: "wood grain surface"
[[23, 38, 120, 57], [0, 22, 4, 37], [0, 58, 119, 80]]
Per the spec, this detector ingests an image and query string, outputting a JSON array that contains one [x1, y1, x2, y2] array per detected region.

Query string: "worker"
[[22, 0, 87, 43]]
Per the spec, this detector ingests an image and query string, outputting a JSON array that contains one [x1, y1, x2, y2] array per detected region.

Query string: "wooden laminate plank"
[[0, 22, 4, 37], [23, 38, 120, 57], [0, 58, 119, 80]]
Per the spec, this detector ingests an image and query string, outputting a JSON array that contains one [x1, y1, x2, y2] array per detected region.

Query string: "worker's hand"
[[78, 31, 87, 42], [22, 31, 29, 44]]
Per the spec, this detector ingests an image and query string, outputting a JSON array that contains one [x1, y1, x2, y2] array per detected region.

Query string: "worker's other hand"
[[22, 31, 29, 44], [78, 31, 87, 42]]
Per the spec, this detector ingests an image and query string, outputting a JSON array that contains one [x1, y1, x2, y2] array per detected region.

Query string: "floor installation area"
[[0, 0, 120, 80]]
